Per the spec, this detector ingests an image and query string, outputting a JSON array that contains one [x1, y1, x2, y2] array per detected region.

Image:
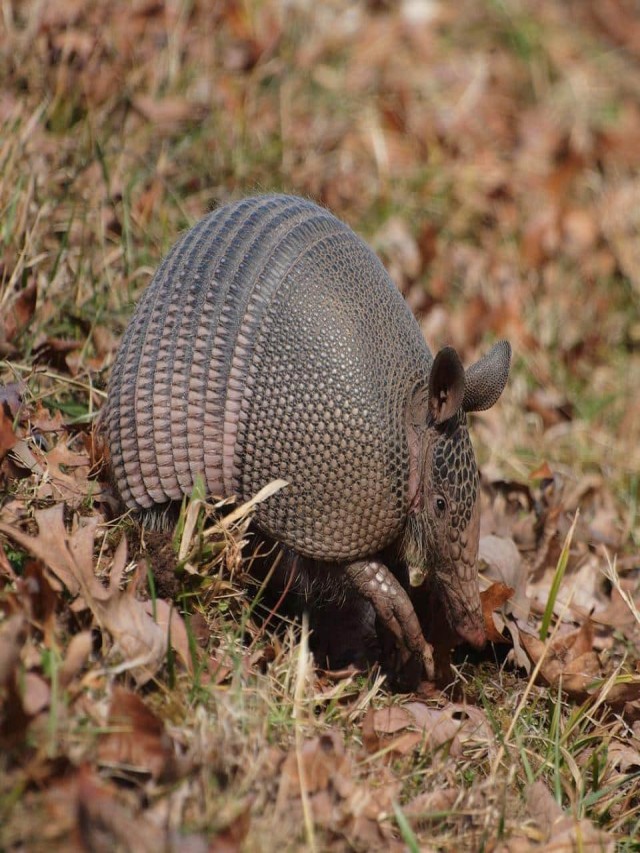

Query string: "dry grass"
[[1, 0, 640, 850]]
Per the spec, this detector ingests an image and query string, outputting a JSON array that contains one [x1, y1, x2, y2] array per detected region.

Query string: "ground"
[[1, 1, 640, 850]]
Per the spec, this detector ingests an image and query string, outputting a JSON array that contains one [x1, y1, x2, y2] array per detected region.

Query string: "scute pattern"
[[106, 194, 433, 560], [432, 413, 478, 535]]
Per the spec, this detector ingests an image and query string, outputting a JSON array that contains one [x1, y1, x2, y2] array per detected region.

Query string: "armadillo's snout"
[[437, 562, 486, 649]]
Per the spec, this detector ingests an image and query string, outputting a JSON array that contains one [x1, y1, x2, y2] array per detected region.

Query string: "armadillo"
[[105, 194, 511, 679]]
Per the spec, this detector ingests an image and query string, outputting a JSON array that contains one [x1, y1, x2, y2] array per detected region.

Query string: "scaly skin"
[[105, 194, 511, 680]]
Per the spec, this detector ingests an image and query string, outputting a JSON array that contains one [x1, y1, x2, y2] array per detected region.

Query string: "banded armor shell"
[[106, 194, 433, 560]]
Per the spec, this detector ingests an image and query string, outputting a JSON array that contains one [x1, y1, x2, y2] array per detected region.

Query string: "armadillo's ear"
[[463, 340, 512, 413], [428, 346, 465, 424]]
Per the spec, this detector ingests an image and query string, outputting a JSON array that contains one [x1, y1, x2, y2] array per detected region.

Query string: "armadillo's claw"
[[421, 641, 435, 682], [345, 559, 434, 682]]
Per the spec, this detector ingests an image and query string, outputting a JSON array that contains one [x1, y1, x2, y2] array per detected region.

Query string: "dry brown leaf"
[[371, 701, 493, 758], [132, 95, 207, 128], [40, 439, 101, 506], [6, 434, 102, 509], [75, 765, 169, 852], [17, 560, 58, 641], [276, 731, 401, 848], [384, 731, 424, 756], [278, 732, 352, 797], [403, 787, 458, 828], [0, 614, 26, 688], [601, 179, 640, 294], [59, 630, 93, 688], [0, 505, 83, 595], [208, 799, 252, 853], [478, 534, 531, 667], [480, 582, 514, 643], [29, 405, 67, 434], [361, 705, 380, 753], [40, 764, 209, 853], [404, 702, 493, 756], [526, 779, 614, 851], [526, 778, 565, 834], [371, 705, 414, 734], [601, 680, 640, 709], [21, 672, 50, 715], [0, 383, 25, 419], [142, 598, 193, 674], [98, 688, 179, 782], [0, 407, 17, 461], [1, 281, 37, 344], [520, 622, 602, 697], [478, 536, 526, 589], [32, 337, 82, 372], [607, 739, 640, 773], [0, 505, 190, 684], [593, 586, 640, 630], [90, 539, 173, 684], [0, 615, 30, 747]]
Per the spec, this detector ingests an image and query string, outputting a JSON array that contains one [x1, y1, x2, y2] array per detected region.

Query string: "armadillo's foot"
[[345, 560, 435, 681]]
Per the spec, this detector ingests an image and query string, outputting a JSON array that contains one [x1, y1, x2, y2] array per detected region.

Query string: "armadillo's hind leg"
[[345, 560, 434, 681]]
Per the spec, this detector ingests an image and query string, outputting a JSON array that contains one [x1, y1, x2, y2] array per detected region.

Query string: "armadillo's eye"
[[434, 496, 446, 517]]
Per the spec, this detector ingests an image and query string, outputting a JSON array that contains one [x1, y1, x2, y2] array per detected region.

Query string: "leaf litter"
[[1, 0, 640, 849]]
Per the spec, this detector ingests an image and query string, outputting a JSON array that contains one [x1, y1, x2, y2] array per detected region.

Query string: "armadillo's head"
[[403, 341, 511, 648]]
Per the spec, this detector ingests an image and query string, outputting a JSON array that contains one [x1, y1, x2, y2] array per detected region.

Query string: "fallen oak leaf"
[[22, 672, 50, 716], [132, 94, 207, 128], [403, 702, 493, 757], [403, 787, 458, 829], [208, 798, 253, 852], [0, 615, 30, 748], [1, 280, 37, 344], [522, 623, 640, 709], [361, 705, 380, 754], [17, 435, 103, 507], [59, 631, 93, 688], [0, 382, 25, 418], [39, 764, 190, 853], [478, 534, 529, 622], [0, 407, 17, 461], [74, 764, 198, 853], [520, 622, 602, 698], [480, 582, 514, 643], [370, 701, 493, 758], [0, 505, 84, 595], [275, 732, 353, 813], [275, 731, 401, 848], [88, 536, 182, 684], [98, 688, 180, 782], [28, 404, 66, 433], [526, 779, 614, 851], [0, 614, 26, 688], [597, 677, 640, 710], [32, 337, 82, 373], [142, 598, 193, 674], [0, 505, 190, 684], [379, 731, 423, 756], [370, 705, 414, 734], [478, 535, 531, 670], [607, 739, 640, 773]]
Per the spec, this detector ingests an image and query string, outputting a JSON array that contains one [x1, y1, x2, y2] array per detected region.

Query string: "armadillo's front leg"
[[345, 560, 435, 681]]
